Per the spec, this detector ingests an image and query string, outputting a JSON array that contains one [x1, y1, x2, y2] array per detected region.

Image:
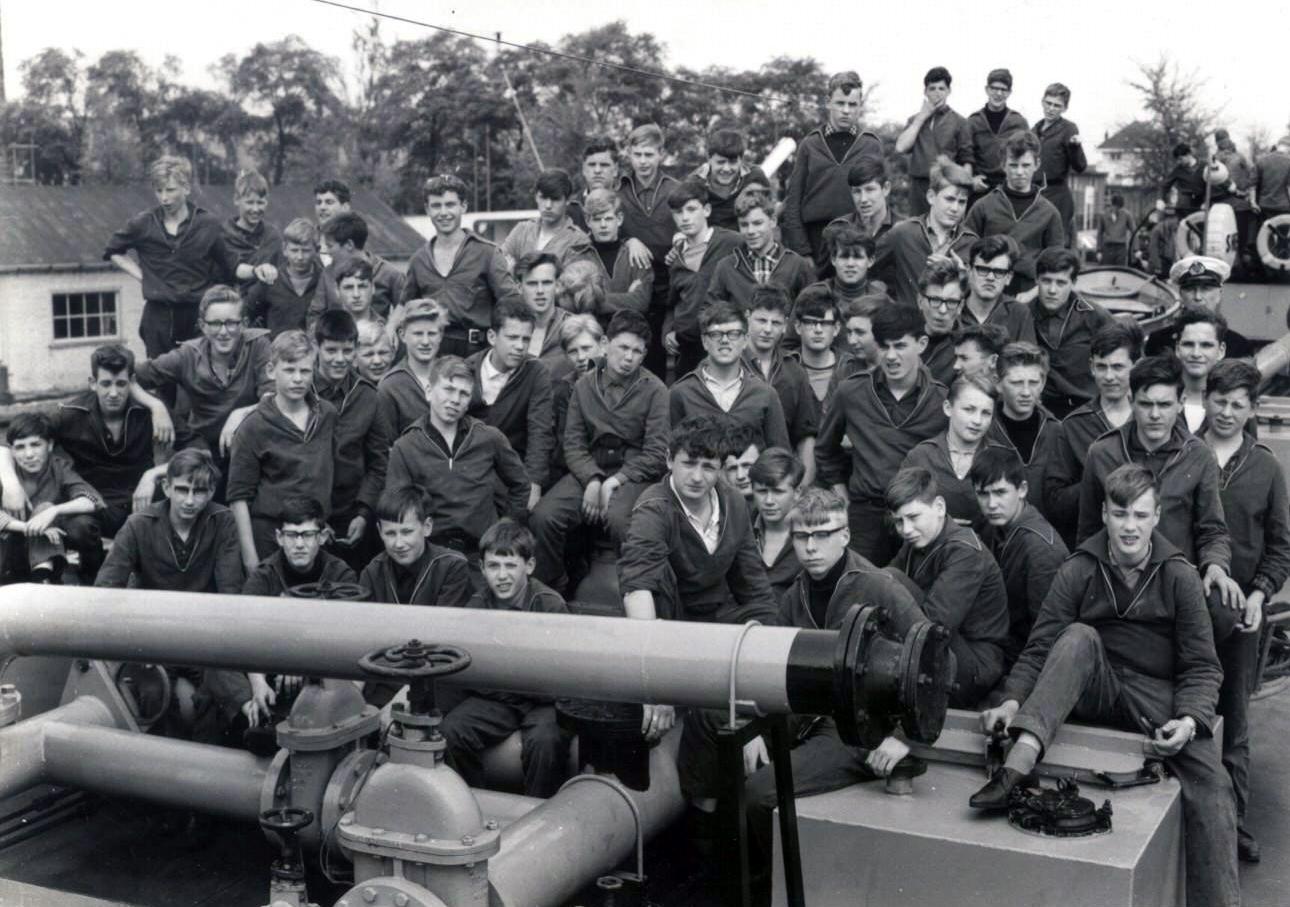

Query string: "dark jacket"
[[1003, 530, 1222, 736], [565, 363, 670, 487], [1209, 434, 1290, 597], [1078, 421, 1230, 572], [386, 415, 530, 547], [103, 204, 235, 305], [465, 351, 555, 488], [872, 215, 979, 305], [816, 367, 948, 505], [51, 391, 156, 509], [462, 578, 570, 706], [400, 232, 522, 330], [1033, 117, 1087, 184], [242, 548, 357, 597], [247, 258, 336, 336], [706, 247, 817, 311], [781, 548, 921, 632], [902, 432, 1012, 528], [359, 542, 473, 607], [588, 241, 653, 319], [135, 330, 274, 452], [226, 396, 339, 520], [1026, 293, 1114, 409], [617, 478, 780, 624], [95, 501, 243, 593], [904, 106, 973, 178], [376, 364, 430, 437], [617, 171, 682, 261], [921, 332, 958, 387], [669, 362, 792, 452], [1162, 161, 1207, 212], [1044, 402, 1119, 541], [755, 520, 802, 600], [0, 453, 103, 534], [980, 504, 1069, 659], [316, 369, 393, 518], [825, 209, 896, 243], [967, 107, 1031, 180], [987, 403, 1063, 521], [689, 162, 770, 230], [742, 350, 820, 448], [959, 296, 1034, 337], [222, 217, 282, 293], [963, 187, 1066, 281], [782, 127, 885, 253], [667, 228, 744, 343]]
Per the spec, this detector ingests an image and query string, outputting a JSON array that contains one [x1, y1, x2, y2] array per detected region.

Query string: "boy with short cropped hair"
[[990, 341, 1061, 512], [581, 188, 653, 321], [227, 331, 339, 568], [1174, 306, 1228, 432], [790, 287, 846, 404], [333, 258, 382, 329], [502, 169, 594, 268], [839, 293, 886, 379], [827, 158, 896, 242], [248, 218, 336, 337], [355, 319, 395, 385], [895, 66, 975, 217], [669, 301, 791, 452], [0, 414, 103, 584], [568, 135, 620, 230], [916, 256, 969, 385], [690, 127, 768, 231], [222, 169, 282, 293], [742, 286, 819, 482], [358, 486, 472, 607], [314, 309, 393, 570], [969, 447, 1069, 661], [665, 180, 744, 376], [105, 155, 236, 358], [377, 298, 444, 434], [531, 310, 668, 592], [466, 298, 554, 507], [782, 71, 885, 266], [440, 519, 574, 798], [1200, 360, 1290, 863], [1033, 83, 1087, 242], [952, 322, 1007, 378], [1025, 247, 1114, 417], [886, 466, 1010, 706], [816, 303, 949, 564], [320, 212, 405, 321], [967, 69, 1029, 199], [707, 188, 815, 309], [516, 251, 571, 369], [242, 496, 356, 597], [314, 179, 351, 225], [385, 356, 531, 557]]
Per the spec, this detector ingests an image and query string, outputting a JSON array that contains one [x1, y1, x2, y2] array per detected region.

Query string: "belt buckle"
[[468, 329, 483, 346]]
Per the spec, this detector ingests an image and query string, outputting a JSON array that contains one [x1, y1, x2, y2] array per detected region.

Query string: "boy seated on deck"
[[439, 519, 575, 798], [0, 414, 104, 584]]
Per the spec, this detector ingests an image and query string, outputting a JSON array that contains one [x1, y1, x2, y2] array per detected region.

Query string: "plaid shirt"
[[824, 123, 860, 137], [742, 243, 784, 286]]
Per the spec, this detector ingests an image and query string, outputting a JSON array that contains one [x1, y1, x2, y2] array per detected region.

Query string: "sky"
[[3, 0, 1285, 162]]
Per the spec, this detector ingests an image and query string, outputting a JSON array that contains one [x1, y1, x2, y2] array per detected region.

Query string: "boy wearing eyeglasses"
[[669, 301, 791, 452], [916, 256, 968, 386], [960, 235, 1032, 337]]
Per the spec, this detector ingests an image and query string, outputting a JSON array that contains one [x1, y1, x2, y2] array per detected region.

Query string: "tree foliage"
[[1125, 56, 1219, 190]]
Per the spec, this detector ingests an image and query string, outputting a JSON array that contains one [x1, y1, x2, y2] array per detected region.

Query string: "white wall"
[[0, 269, 146, 396]]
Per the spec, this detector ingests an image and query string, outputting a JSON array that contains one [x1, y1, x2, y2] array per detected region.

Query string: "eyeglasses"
[[202, 319, 244, 332], [704, 329, 746, 342], [796, 317, 837, 331], [790, 525, 848, 543], [922, 294, 963, 312], [973, 264, 1012, 279], [280, 530, 322, 543]]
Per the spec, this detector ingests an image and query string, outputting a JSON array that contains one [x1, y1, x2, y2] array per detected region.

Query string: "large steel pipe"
[[0, 586, 835, 716], [0, 696, 117, 799], [1255, 331, 1290, 385]]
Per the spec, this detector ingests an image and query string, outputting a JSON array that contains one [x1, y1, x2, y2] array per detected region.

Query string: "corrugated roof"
[[0, 183, 424, 271]]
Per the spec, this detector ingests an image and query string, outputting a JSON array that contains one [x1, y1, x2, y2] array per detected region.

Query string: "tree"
[[81, 50, 177, 182], [5, 48, 87, 183], [1125, 56, 1219, 193]]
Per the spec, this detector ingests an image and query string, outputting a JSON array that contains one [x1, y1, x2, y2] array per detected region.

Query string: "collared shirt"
[[681, 227, 714, 272], [479, 352, 511, 406], [700, 364, 744, 412], [746, 243, 784, 286], [1032, 296, 1075, 349], [671, 476, 721, 555], [873, 369, 925, 424], [599, 367, 634, 411], [1110, 542, 1153, 590]]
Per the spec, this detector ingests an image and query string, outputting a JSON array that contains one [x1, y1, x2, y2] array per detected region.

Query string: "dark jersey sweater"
[[359, 542, 473, 607], [316, 369, 393, 518], [564, 364, 670, 486], [51, 392, 155, 509], [103, 204, 235, 306], [226, 396, 339, 520], [465, 352, 555, 489], [95, 501, 243, 593]]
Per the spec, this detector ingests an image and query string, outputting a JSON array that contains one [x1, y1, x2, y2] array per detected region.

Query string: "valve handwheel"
[[259, 806, 315, 835], [285, 580, 369, 601], [358, 639, 472, 679]]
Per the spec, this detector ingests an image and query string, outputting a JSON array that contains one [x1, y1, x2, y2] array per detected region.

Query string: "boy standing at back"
[[440, 520, 574, 798], [314, 179, 352, 226], [706, 189, 815, 310], [222, 169, 281, 294], [894, 67, 975, 217], [690, 128, 768, 231], [227, 331, 338, 569], [105, 155, 236, 358], [248, 218, 335, 337], [320, 213, 406, 321], [1033, 83, 1087, 243], [501, 169, 595, 268]]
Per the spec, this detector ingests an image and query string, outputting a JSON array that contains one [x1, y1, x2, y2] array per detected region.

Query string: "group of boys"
[[3, 63, 1277, 905]]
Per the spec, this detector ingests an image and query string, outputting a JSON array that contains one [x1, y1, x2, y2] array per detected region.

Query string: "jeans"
[[440, 696, 574, 798], [530, 473, 646, 591]]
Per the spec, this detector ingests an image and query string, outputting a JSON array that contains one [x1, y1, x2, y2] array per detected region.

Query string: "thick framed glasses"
[[280, 530, 322, 543], [922, 295, 963, 312], [704, 329, 746, 342], [790, 525, 847, 543], [796, 318, 837, 331], [201, 319, 244, 333], [973, 264, 1012, 279]]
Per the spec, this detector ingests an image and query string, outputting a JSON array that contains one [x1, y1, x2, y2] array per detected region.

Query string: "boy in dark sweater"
[[706, 188, 815, 310], [969, 448, 1069, 663], [314, 310, 393, 571], [582, 188, 652, 323], [227, 331, 338, 568], [742, 286, 819, 483], [669, 301, 791, 452], [222, 169, 281, 295], [531, 310, 669, 592], [385, 357, 530, 557], [816, 304, 948, 565], [1026, 247, 1114, 417], [973, 464, 1236, 907], [465, 298, 554, 507], [104, 155, 236, 358], [664, 179, 744, 376], [886, 466, 1010, 706], [440, 520, 574, 797], [248, 218, 335, 337], [1034, 83, 1088, 240], [967, 69, 1030, 200], [916, 256, 967, 386], [1200, 361, 1290, 863], [321, 213, 406, 321], [960, 235, 1032, 334], [989, 342, 1061, 518], [782, 71, 885, 266], [377, 298, 444, 435], [358, 487, 473, 608], [894, 66, 975, 217], [688, 127, 769, 231]]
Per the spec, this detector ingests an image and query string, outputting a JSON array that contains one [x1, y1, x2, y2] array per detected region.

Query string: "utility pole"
[[0, 1, 8, 103], [495, 32, 544, 171]]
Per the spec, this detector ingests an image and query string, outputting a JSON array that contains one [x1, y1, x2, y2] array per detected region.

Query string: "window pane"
[[53, 318, 67, 340], [52, 295, 66, 317], [69, 319, 84, 338], [104, 314, 117, 335], [85, 296, 100, 316], [86, 316, 100, 336], [68, 295, 84, 317]]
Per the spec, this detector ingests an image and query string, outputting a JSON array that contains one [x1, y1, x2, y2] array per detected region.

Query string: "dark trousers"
[[1041, 183, 1076, 247], [1217, 628, 1259, 829], [439, 696, 573, 798], [1010, 623, 1239, 907], [908, 176, 930, 217], [804, 221, 833, 271], [530, 473, 646, 591], [140, 300, 200, 360], [250, 515, 278, 561], [1, 509, 99, 582], [1101, 242, 1128, 266], [846, 499, 899, 567]]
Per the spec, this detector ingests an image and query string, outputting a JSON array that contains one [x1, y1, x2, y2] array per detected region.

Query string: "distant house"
[[1097, 122, 1155, 188], [0, 184, 423, 397]]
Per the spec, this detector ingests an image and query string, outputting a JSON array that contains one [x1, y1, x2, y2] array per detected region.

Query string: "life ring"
[[1257, 213, 1290, 272], [1175, 212, 1206, 260], [1175, 205, 1238, 265]]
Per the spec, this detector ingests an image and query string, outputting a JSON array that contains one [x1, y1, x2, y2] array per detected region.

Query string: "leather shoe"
[[1238, 828, 1261, 864], [969, 767, 1028, 810]]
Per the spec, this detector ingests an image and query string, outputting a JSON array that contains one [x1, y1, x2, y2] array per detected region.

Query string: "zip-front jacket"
[[588, 240, 652, 319], [465, 351, 554, 489], [781, 548, 922, 633], [315, 369, 392, 518], [667, 228, 744, 343], [782, 127, 885, 255], [1003, 530, 1222, 737], [400, 232, 522, 331], [1044, 401, 1119, 541], [987, 403, 1063, 521], [52, 391, 156, 510], [1078, 420, 1230, 572], [980, 503, 1069, 658], [226, 396, 339, 521], [1026, 292, 1114, 409], [964, 186, 1066, 281], [873, 215, 979, 305], [95, 501, 243, 593], [386, 415, 530, 547], [903, 106, 973, 178], [741, 349, 820, 449], [1033, 116, 1088, 185], [669, 362, 792, 452], [359, 542, 473, 607], [564, 363, 670, 487], [1206, 433, 1290, 597], [376, 364, 431, 437]]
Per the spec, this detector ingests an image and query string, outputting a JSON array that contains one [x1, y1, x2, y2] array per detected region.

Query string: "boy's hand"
[[528, 483, 542, 511], [866, 736, 910, 777], [599, 476, 621, 514], [275, 675, 304, 698], [341, 514, 367, 547], [1147, 717, 1195, 757], [743, 737, 770, 775], [1203, 564, 1244, 611], [581, 479, 603, 523], [2, 485, 30, 520], [43, 527, 66, 545], [625, 238, 653, 271], [641, 704, 675, 742], [247, 673, 275, 727], [1240, 590, 1266, 634], [663, 331, 680, 357], [242, 550, 260, 573], [980, 700, 1020, 735], [972, 174, 989, 192], [133, 474, 157, 513], [220, 409, 253, 456], [253, 263, 278, 285], [25, 508, 59, 537], [149, 406, 174, 445], [663, 243, 682, 268]]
